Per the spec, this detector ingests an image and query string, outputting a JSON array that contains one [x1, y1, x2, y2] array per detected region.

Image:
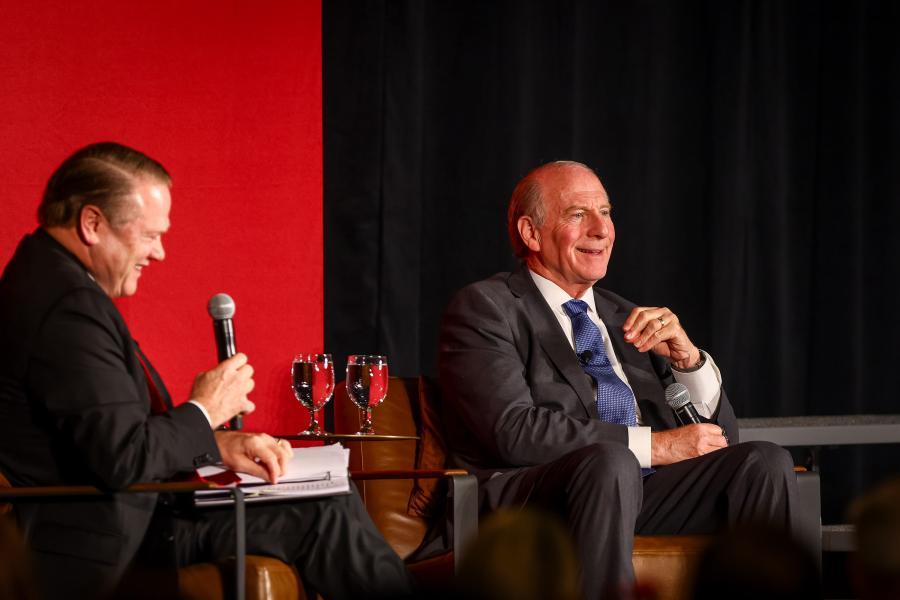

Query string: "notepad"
[[194, 444, 351, 506]]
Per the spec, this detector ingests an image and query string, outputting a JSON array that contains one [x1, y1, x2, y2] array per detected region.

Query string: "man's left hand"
[[622, 306, 701, 370], [214, 431, 293, 483]]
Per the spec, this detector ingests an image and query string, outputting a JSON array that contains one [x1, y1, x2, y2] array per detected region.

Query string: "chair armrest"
[[0, 480, 219, 499], [350, 469, 479, 572], [794, 470, 822, 573], [349, 469, 468, 480]]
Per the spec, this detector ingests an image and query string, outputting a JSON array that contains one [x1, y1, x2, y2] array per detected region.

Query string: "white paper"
[[194, 444, 351, 505], [196, 443, 349, 485]]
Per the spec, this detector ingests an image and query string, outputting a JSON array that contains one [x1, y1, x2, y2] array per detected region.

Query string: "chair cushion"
[[178, 556, 303, 600], [632, 535, 709, 600]]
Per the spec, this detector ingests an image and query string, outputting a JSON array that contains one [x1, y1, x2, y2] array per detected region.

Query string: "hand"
[[191, 353, 256, 428], [651, 424, 728, 465], [214, 431, 293, 483], [622, 306, 701, 370]]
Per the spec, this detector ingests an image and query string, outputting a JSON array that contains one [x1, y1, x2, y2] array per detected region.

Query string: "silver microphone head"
[[665, 383, 691, 409], [207, 293, 236, 320]]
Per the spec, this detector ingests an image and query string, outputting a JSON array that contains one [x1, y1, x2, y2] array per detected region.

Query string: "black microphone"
[[665, 383, 701, 426], [207, 293, 242, 430], [578, 350, 593, 364]]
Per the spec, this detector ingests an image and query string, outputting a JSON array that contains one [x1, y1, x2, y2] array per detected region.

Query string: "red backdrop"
[[0, 1, 322, 434]]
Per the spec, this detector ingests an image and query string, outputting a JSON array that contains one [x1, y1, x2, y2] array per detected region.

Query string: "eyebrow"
[[562, 202, 612, 213]]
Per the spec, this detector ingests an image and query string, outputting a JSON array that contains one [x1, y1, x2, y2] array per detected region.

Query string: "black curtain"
[[324, 0, 900, 521]]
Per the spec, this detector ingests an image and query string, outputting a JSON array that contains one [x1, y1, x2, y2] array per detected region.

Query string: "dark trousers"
[[479, 441, 797, 600], [171, 488, 413, 600]]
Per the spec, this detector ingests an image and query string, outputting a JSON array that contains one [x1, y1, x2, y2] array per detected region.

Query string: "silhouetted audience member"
[[849, 478, 900, 599], [690, 524, 820, 600], [457, 509, 581, 600]]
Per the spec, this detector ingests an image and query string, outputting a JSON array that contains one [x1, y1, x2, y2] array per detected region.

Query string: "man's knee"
[[568, 442, 642, 486], [735, 440, 795, 483]]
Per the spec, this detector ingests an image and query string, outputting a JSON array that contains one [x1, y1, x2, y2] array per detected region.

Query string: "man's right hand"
[[651, 424, 728, 466], [190, 352, 256, 428]]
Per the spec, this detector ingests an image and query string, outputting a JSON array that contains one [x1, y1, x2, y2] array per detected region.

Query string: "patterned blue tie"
[[563, 299, 637, 426]]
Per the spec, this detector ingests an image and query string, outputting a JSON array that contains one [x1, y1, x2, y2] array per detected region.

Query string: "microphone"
[[578, 350, 593, 364], [207, 293, 242, 430], [665, 383, 701, 426]]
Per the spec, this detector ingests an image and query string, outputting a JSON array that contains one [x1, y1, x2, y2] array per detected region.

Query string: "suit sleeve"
[[27, 288, 219, 489], [440, 284, 631, 468]]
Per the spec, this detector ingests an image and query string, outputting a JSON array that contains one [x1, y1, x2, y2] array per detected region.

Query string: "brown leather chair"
[[333, 376, 822, 600]]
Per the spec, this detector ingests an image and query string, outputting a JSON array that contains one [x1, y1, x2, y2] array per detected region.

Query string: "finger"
[[275, 439, 293, 471], [222, 352, 249, 370], [625, 307, 663, 341], [255, 446, 284, 484], [623, 307, 648, 332], [635, 317, 674, 351], [232, 455, 270, 481], [239, 398, 256, 415]]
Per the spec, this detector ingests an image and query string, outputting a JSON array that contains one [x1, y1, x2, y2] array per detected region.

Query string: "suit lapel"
[[509, 266, 597, 418]]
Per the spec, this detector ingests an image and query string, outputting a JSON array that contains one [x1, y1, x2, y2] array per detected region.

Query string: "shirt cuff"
[[187, 399, 214, 427], [628, 426, 652, 468], [671, 350, 722, 419]]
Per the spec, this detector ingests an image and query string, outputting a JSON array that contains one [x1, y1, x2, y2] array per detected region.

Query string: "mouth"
[[576, 248, 606, 256]]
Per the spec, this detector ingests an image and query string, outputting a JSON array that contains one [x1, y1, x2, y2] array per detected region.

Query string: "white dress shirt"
[[529, 271, 723, 467]]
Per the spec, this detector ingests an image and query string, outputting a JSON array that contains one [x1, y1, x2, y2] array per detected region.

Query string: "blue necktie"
[[563, 299, 637, 426]]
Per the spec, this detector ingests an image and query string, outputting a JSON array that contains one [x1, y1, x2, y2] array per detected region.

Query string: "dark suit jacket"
[[0, 229, 218, 596], [439, 265, 738, 484]]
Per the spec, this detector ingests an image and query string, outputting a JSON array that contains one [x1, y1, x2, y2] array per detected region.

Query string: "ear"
[[78, 205, 105, 246], [517, 216, 541, 252]]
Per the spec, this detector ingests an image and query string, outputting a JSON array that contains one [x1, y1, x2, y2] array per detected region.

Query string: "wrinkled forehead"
[[559, 189, 610, 206]]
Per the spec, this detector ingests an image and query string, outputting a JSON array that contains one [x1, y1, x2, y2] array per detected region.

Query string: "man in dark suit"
[[439, 160, 797, 598], [0, 142, 411, 599]]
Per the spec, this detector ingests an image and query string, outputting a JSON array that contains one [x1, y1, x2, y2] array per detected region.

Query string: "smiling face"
[[88, 179, 171, 298], [518, 164, 615, 298]]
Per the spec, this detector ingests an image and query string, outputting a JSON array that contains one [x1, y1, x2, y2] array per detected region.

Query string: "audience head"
[[457, 508, 581, 600], [690, 524, 820, 600], [849, 477, 900, 599]]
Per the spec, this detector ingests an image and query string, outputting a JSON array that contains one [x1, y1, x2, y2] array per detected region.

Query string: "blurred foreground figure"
[[0, 142, 411, 599], [439, 160, 799, 597], [457, 509, 581, 600], [690, 525, 820, 600], [849, 478, 900, 599]]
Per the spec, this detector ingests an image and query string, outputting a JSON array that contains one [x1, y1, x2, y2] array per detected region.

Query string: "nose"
[[150, 237, 166, 261], [587, 213, 610, 238]]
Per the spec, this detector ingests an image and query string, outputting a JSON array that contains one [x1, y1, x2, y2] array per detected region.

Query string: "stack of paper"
[[194, 443, 351, 506]]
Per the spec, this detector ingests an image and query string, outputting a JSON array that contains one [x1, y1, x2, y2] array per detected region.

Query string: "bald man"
[[439, 161, 797, 598]]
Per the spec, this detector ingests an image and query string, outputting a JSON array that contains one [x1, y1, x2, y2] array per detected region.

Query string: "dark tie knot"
[[563, 299, 589, 319]]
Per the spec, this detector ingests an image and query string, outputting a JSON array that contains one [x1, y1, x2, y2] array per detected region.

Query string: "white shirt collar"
[[528, 270, 598, 317]]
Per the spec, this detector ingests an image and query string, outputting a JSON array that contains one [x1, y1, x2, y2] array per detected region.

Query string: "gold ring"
[[657, 317, 667, 327]]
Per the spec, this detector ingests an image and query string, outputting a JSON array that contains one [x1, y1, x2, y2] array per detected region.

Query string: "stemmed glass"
[[291, 353, 335, 434], [345, 355, 389, 435]]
